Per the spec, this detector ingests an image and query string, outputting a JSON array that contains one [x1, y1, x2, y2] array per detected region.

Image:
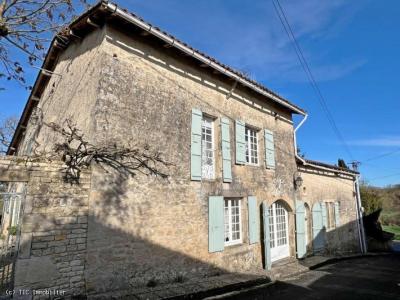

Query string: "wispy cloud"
[[126, 0, 366, 83], [348, 136, 400, 147]]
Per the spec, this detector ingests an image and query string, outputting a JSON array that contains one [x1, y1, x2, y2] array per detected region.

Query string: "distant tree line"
[[360, 182, 400, 226]]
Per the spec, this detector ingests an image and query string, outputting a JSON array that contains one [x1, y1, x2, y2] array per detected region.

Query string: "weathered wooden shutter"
[[262, 202, 271, 270], [335, 202, 340, 227], [321, 202, 327, 229], [264, 129, 276, 169], [235, 120, 246, 165], [208, 196, 224, 253], [191, 108, 202, 181], [221, 117, 232, 182], [312, 202, 325, 253], [248, 196, 259, 244], [295, 200, 306, 258]]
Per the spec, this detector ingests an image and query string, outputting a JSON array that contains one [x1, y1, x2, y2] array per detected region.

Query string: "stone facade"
[[298, 165, 361, 255], [4, 8, 363, 298]]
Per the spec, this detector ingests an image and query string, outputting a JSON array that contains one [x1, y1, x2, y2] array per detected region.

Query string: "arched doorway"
[[269, 201, 290, 262], [312, 202, 325, 253]]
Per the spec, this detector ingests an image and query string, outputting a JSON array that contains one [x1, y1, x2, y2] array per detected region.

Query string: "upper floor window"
[[245, 127, 258, 165], [224, 199, 242, 246], [201, 117, 215, 179]]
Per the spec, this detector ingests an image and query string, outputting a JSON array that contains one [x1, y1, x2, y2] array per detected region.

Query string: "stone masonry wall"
[[298, 166, 360, 255], [83, 25, 300, 296], [0, 157, 91, 299]]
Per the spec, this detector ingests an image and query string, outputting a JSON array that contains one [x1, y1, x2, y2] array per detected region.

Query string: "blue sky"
[[1, 0, 399, 186]]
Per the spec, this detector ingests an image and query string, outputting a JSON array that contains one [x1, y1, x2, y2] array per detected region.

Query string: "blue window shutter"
[[312, 203, 325, 253], [248, 196, 259, 244], [321, 202, 327, 229], [191, 108, 202, 181], [264, 129, 275, 169], [262, 202, 271, 270], [221, 118, 232, 183], [295, 200, 306, 258], [235, 120, 246, 165], [209, 196, 224, 253], [335, 202, 340, 227]]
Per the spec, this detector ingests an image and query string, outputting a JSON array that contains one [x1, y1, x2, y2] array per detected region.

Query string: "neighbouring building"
[[2, 1, 366, 298]]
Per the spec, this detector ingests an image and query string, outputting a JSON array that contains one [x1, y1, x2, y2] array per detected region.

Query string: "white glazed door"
[[269, 202, 290, 262]]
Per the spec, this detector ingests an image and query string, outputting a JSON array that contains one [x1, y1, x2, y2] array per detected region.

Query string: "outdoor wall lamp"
[[294, 173, 303, 190]]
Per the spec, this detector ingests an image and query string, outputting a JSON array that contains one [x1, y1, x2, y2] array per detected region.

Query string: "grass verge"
[[382, 225, 400, 240]]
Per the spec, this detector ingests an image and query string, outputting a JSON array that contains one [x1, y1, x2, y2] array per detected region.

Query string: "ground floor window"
[[224, 199, 242, 246]]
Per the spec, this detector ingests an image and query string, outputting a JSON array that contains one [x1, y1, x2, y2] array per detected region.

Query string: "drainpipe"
[[294, 114, 367, 254], [294, 114, 308, 163], [355, 175, 368, 253], [293, 114, 308, 258], [293, 115, 357, 177]]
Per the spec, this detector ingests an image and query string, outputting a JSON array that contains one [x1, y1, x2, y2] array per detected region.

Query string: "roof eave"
[[297, 157, 359, 177], [103, 1, 306, 116]]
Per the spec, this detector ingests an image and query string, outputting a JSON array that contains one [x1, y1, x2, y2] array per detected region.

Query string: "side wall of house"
[[298, 167, 360, 255], [17, 27, 106, 156]]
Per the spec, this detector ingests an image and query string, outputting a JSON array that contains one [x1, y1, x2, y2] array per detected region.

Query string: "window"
[[224, 199, 242, 245], [269, 202, 288, 248], [268, 205, 275, 248], [245, 127, 258, 165], [201, 117, 215, 179], [326, 202, 335, 230]]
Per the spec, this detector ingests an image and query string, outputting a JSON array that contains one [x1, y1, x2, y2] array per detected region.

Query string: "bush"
[[360, 185, 383, 215]]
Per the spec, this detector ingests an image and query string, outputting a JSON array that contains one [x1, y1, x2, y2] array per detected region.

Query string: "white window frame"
[[201, 116, 215, 180], [269, 201, 290, 261], [245, 126, 259, 165], [224, 199, 242, 246]]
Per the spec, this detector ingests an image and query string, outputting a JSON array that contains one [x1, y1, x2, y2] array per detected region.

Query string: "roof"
[[297, 157, 359, 175], [8, 0, 306, 155]]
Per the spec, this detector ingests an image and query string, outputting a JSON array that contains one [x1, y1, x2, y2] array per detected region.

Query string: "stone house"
[[2, 1, 366, 298]]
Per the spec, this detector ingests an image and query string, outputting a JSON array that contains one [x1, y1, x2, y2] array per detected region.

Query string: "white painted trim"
[[270, 202, 290, 262], [245, 127, 259, 166], [201, 117, 215, 180], [224, 199, 243, 246]]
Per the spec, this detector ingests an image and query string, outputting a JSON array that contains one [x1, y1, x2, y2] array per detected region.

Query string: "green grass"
[[382, 225, 400, 240]]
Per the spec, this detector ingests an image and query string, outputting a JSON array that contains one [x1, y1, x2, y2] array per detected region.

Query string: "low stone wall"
[[0, 156, 91, 299]]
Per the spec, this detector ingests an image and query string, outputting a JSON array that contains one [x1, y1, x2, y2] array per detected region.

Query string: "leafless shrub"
[[44, 119, 173, 182]]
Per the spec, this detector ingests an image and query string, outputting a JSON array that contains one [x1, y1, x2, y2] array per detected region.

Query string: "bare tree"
[[0, 0, 90, 87], [0, 115, 17, 154]]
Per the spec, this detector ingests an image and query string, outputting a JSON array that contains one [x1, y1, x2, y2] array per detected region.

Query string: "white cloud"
[[125, 0, 367, 83], [348, 136, 400, 147]]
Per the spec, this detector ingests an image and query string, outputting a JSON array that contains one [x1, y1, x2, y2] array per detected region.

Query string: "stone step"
[[269, 257, 309, 280]]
